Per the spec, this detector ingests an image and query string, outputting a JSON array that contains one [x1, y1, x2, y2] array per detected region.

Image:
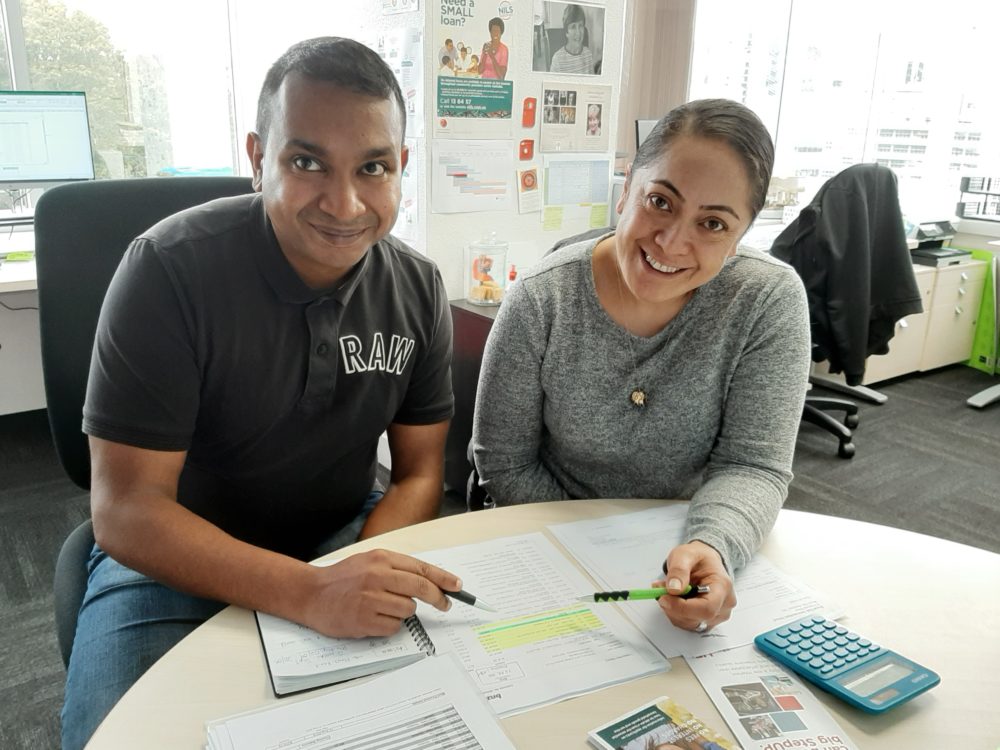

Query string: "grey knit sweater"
[[472, 235, 811, 572]]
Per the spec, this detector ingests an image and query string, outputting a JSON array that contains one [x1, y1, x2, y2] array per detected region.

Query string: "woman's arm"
[[683, 270, 811, 573], [472, 279, 569, 504]]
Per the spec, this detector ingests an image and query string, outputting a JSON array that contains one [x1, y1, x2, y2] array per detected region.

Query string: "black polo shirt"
[[83, 194, 453, 559]]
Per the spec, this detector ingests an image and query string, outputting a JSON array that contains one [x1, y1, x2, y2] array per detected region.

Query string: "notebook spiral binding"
[[404, 616, 436, 655]]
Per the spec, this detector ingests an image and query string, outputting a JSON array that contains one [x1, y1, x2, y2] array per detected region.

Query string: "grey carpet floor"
[[0, 364, 997, 748]]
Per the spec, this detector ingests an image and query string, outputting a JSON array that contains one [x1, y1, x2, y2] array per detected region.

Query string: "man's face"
[[247, 73, 406, 289]]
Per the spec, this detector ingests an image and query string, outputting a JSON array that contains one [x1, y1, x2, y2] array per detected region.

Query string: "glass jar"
[[464, 233, 508, 306]]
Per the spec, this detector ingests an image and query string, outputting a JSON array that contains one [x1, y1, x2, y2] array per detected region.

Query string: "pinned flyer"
[[517, 166, 541, 213]]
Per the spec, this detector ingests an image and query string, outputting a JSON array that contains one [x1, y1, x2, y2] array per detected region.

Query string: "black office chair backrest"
[[769, 163, 922, 385], [34, 177, 254, 490]]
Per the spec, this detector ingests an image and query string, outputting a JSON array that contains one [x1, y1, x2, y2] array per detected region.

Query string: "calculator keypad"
[[760, 616, 879, 680]]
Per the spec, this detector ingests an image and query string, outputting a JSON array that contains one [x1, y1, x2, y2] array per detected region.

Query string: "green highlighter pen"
[[576, 585, 710, 603]]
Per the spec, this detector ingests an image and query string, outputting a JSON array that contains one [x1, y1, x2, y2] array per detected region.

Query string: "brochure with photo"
[[588, 695, 735, 750], [686, 645, 858, 749]]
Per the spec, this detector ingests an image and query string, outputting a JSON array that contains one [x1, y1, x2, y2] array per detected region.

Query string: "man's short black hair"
[[256, 37, 406, 144]]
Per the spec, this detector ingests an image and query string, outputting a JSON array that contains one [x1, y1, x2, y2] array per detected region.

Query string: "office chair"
[[770, 164, 923, 459], [34, 176, 254, 667]]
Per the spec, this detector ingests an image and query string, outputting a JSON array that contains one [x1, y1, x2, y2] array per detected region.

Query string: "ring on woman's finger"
[[695, 620, 709, 633]]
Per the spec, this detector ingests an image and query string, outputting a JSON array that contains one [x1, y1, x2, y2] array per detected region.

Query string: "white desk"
[[87, 500, 1000, 749], [0, 235, 45, 414]]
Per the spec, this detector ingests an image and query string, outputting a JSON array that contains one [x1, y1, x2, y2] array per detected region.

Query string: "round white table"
[[87, 500, 1000, 749]]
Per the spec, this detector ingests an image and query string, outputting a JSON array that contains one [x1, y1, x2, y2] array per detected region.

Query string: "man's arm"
[[89, 436, 459, 638], [359, 420, 449, 539]]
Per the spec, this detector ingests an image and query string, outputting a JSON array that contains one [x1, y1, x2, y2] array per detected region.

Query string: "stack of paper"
[[206, 655, 516, 750], [548, 504, 841, 657], [413, 532, 669, 717]]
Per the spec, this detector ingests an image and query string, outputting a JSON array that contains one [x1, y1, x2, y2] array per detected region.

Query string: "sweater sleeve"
[[682, 268, 811, 572], [472, 277, 570, 504]]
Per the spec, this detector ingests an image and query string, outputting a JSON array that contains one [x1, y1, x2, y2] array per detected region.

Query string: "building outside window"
[[691, 0, 1000, 221]]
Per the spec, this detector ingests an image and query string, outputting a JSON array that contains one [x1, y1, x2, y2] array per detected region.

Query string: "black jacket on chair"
[[770, 164, 923, 385]]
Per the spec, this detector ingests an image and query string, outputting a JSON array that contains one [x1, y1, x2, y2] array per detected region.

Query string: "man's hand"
[[654, 540, 737, 633], [299, 549, 462, 638]]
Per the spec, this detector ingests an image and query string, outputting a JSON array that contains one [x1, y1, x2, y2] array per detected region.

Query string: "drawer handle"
[[954, 305, 963, 315], [961, 272, 969, 281], [958, 287, 967, 296], [899, 319, 909, 329]]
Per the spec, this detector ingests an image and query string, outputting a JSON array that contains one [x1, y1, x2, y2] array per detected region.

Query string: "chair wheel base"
[[844, 413, 860, 429], [838, 441, 856, 459]]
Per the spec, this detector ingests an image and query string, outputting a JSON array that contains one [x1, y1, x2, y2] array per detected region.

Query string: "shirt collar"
[[250, 194, 373, 306]]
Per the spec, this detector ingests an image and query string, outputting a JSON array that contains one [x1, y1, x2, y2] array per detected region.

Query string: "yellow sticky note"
[[589, 204, 609, 228], [543, 207, 565, 231]]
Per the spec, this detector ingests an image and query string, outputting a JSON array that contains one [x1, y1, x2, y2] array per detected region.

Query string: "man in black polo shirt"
[[62, 37, 462, 749]]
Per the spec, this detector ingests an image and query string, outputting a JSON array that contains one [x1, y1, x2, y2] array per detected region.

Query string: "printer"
[[907, 219, 970, 267]]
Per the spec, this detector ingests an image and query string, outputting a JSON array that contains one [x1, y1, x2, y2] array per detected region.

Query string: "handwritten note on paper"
[[548, 505, 842, 657]]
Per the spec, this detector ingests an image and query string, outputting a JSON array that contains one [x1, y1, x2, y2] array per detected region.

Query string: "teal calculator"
[[754, 616, 939, 713]]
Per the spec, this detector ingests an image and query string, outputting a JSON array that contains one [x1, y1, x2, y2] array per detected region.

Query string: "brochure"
[[588, 695, 735, 750], [686, 645, 858, 750]]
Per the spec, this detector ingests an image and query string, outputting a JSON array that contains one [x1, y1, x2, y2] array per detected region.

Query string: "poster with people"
[[539, 81, 611, 152], [532, 1, 605, 76], [435, 1, 516, 138]]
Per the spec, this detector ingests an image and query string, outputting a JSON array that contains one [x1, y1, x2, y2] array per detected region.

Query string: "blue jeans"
[[61, 491, 383, 750]]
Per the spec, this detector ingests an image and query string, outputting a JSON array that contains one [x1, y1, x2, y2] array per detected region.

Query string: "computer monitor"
[[0, 91, 95, 190], [635, 119, 658, 151]]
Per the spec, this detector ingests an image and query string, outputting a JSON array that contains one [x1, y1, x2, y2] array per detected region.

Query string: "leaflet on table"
[[587, 694, 736, 750], [548, 505, 842, 657], [413, 532, 668, 717], [686, 645, 858, 750], [205, 654, 515, 750]]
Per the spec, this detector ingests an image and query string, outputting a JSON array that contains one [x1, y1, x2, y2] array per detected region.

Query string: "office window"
[[691, 0, 1000, 220], [17, 0, 237, 178], [0, 15, 11, 88]]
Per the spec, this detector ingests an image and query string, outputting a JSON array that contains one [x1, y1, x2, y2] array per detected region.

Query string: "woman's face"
[[565, 20, 585, 53], [490, 23, 503, 42], [613, 134, 754, 308]]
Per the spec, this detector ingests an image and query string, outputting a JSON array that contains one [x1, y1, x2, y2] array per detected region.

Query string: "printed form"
[[206, 655, 515, 750], [548, 505, 842, 657], [413, 532, 668, 717]]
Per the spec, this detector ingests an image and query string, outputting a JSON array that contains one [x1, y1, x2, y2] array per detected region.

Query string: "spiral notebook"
[[254, 611, 434, 697]]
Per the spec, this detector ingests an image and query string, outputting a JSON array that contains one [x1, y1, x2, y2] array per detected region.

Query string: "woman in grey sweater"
[[472, 99, 811, 635]]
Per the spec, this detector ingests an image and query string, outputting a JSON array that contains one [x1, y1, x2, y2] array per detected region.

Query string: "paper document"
[[549, 505, 841, 657], [205, 654, 515, 750], [414, 532, 668, 717], [686, 645, 858, 749]]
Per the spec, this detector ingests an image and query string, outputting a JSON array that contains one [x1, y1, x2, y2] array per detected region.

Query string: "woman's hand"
[[654, 540, 736, 633]]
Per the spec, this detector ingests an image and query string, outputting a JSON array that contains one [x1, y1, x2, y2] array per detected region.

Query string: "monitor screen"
[[635, 119, 658, 151], [0, 91, 95, 189]]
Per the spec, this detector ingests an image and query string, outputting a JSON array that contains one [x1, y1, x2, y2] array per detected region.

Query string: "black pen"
[[444, 588, 497, 612]]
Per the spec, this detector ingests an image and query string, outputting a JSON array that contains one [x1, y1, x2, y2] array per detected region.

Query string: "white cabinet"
[[0, 288, 46, 416], [919, 261, 988, 372], [812, 260, 987, 385], [858, 266, 935, 384]]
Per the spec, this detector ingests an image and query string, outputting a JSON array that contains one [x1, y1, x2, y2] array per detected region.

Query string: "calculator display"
[[836, 656, 913, 696]]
